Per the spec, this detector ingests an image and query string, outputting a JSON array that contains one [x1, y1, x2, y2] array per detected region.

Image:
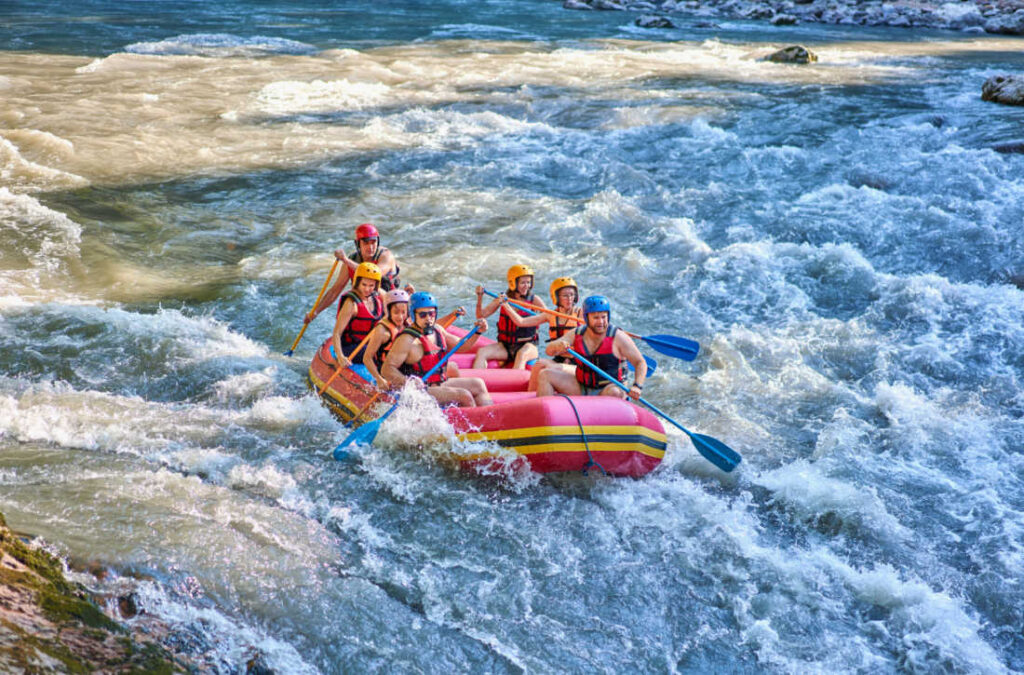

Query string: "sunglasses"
[[415, 309, 437, 319]]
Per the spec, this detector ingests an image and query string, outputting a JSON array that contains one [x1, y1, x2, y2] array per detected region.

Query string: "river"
[[2, 0, 1023, 672]]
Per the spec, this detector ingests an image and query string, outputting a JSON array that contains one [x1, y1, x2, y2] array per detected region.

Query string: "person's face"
[[389, 303, 409, 325], [586, 311, 609, 334], [516, 276, 532, 296], [358, 237, 378, 259], [556, 287, 577, 309], [357, 277, 377, 296], [414, 307, 436, 330]]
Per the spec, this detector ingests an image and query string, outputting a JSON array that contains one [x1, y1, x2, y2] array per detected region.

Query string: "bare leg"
[[511, 342, 538, 370], [527, 360, 553, 392], [472, 342, 507, 369], [600, 383, 627, 399], [446, 376, 493, 406], [537, 368, 583, 397], [428, 385, 475, 408]]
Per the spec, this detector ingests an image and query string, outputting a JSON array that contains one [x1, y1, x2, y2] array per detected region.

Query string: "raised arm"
[[475, 286, 503, 319]]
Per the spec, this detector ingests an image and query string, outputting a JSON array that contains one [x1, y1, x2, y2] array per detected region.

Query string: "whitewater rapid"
[[2, 3, 1023, 672]]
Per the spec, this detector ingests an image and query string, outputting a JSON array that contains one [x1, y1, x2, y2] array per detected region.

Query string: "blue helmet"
[[582, 295, 611, 320], [409, 291, 438, 313]]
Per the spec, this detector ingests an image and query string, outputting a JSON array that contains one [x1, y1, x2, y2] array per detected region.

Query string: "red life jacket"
[[372, 319, 402, 368], [573, 325, 624, 389], [497, 292, 539, 346], [351, 247, 401, 291], [548, 314, 577, 364], [339, 290, 384, 353], [398, 325, 448, 385]]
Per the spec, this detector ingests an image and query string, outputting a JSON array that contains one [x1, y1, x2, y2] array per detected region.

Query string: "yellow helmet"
[[549, 276, 578, 305], [506, 263, 534, 291], [353, 261, 382, 290]]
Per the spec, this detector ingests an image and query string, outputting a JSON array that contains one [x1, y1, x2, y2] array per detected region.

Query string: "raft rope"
[[557, 394, 607, 477]]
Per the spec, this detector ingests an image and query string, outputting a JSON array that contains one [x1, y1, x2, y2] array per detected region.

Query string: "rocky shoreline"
[[560, 0, 1024, 35], [0, 512, 188, 673]]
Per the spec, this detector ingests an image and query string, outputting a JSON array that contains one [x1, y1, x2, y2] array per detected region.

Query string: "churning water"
[[2, 0, 1023, 671]]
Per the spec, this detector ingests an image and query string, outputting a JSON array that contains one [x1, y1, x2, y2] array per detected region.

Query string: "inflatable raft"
[[307, 330, 667, 477]]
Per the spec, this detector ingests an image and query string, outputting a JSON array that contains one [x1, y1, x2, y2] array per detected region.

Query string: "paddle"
[[482, 289, 658, 374], [566, 348, 741, 473], [284, 260, 339, 356], [484, 289, 699, 362], [333, 324, 481, 460], [318, 329, 375, 395]]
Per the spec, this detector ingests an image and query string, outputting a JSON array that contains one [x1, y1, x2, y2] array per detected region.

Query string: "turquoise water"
[[2, 1, 1024, 671]]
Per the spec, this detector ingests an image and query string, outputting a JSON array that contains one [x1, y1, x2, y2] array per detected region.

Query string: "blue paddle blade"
[[689, 432, 742, 473], [283, 349, 294, 357], [625, 355, 658, 376], [641, 334, 699, 361], [333, 416, 383, 459]]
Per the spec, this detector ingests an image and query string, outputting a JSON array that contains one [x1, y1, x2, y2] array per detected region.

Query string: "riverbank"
[[563, 0, 1024, 35], [0, 512, 187, 673]]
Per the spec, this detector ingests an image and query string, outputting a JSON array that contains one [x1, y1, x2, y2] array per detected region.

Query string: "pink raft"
[[308, 328, 667, 477]]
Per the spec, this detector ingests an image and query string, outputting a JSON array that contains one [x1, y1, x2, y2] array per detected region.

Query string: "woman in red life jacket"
[[383, 292, 494, 408], [536, 295, 646, 400], [330, 262, 384, 368], [362, 289, 410, 389], [472, 264, 549, 369], [527, 276, 582, 392], [304, 223, 412, 326]]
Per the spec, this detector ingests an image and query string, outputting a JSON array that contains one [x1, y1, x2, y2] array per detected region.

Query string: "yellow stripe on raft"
[[458, 424, 667, 460]]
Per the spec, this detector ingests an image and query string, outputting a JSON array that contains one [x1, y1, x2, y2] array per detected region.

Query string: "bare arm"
[[362, 324, 390, 388], [383, 334, 414, 387], [330, 299, 356, 367], [375, 248, 398, 278], [499, 300, 549, 328], [475, 286, 502, 319], [614, 332, 647, 397], [546, 333, 574, 358], [438, 318, 488, 353]]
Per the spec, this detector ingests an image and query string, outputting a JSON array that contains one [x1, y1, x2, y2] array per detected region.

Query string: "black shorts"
[[501, 339, 537, 363]]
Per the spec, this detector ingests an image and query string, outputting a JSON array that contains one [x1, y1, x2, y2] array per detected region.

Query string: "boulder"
[[983, 8, 1024, 34], [763, 45, 819, 64], [772, 13, 800, 25], [636, 14, 678, 27], [592, 0, 628, 9], [981, 74, 1024, 106], [992, 141, 1024, 154], [563, 0, 593, 8]]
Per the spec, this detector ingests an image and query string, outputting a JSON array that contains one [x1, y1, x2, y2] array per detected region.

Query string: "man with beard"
[[536, 295, 646, 400], [383, 292, 493, 408]]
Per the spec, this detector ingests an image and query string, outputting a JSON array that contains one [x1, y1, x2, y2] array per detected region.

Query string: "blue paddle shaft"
[[565, 348, 740, 472]]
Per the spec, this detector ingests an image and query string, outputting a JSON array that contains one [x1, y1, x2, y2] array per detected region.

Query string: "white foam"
[[0, 137, 88, 193], [124, 33, 316, 58], [256, 79, 394, 114]]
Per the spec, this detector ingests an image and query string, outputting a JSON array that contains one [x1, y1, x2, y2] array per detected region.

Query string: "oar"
[[333, 325, 481, 460], [345, 391, 383, 429], [482, 289, 659, 374], [484, 289, 699, 362], [566, 348, 741, 473], [284, 260, 339, 356]]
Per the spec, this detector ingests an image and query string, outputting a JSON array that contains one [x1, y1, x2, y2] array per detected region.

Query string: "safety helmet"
[[384, 289, 409, 307], [353, 262, 383, 291], [582, 295, 611, 320], [409, 291, 438, 314], [354, 223, 379, 242], [506, 263, 534, 292], [549, 276, 578, 305]]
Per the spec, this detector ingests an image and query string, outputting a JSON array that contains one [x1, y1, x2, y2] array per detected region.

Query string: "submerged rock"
[[0, 511, 186, 673], [982, 75, 1024, 106], [764, 45, 819, 64], [772, 14, 800, 25], [635, 14, 677, 28], [992, 141, 1024, 154]]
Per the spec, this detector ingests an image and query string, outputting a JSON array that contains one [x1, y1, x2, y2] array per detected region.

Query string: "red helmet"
[[354, 223, 379, 243]]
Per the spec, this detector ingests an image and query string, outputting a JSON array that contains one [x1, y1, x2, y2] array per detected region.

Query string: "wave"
[[124, 33, 317, 58]]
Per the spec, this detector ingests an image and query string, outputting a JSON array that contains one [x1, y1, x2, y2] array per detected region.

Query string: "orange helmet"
[[549, 276, 578, 305], [506, 264, 534, 292], [353, 262, 382, 291]]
